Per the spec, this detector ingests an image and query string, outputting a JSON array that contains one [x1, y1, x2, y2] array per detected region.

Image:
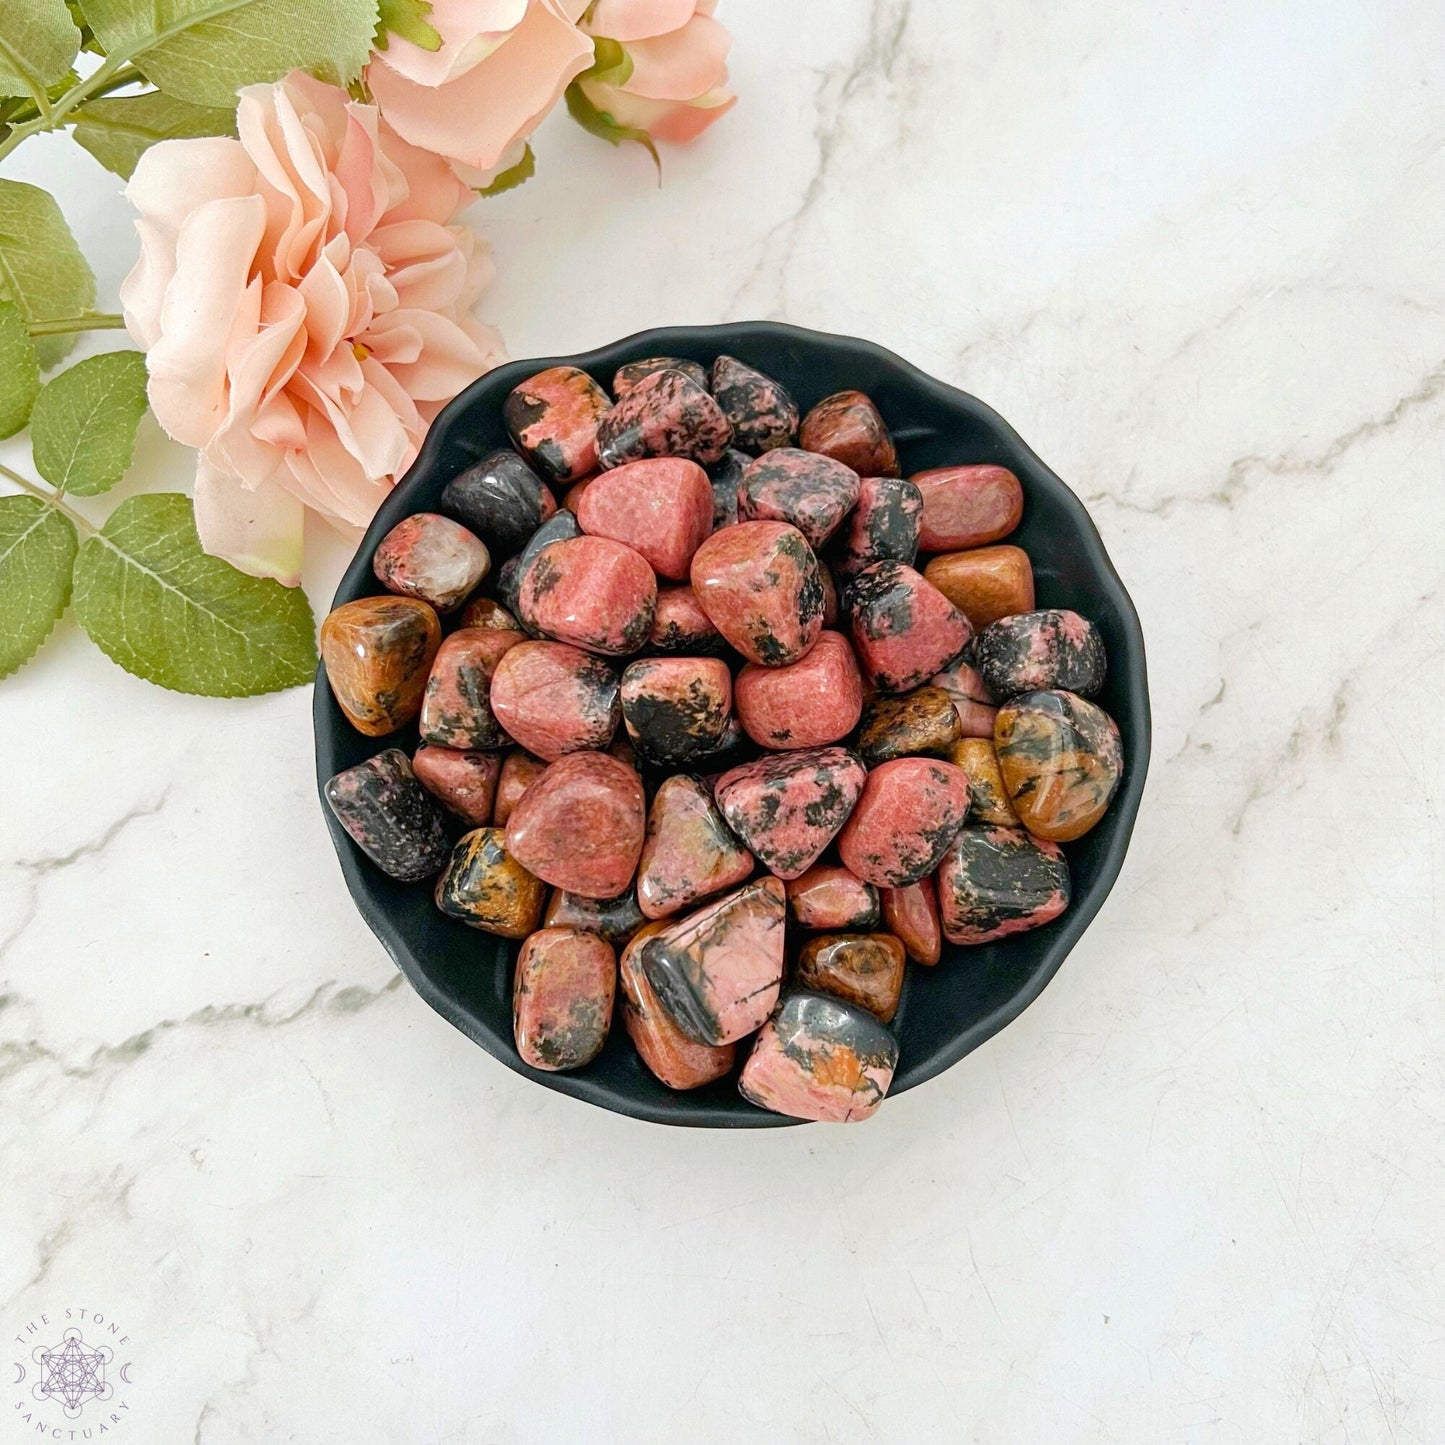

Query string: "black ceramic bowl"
[[314, 321, 1150, 1127]]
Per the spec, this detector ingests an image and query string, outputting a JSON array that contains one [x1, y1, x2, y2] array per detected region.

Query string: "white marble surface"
[[3, 2, 1444, 1440]]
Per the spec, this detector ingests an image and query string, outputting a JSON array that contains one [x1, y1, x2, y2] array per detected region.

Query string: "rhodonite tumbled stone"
[[596, 368, 732, 468], [690, 521, 825, 666], [714, 746, 867, 879], [733, 630, 863, 750], [640, 877, 786, 1044], [544, 887, 646, 945], [321, 596, 441, 736], [994, 689, 1123, 841], [836, 756, 971, 887], [505, 751, 646, 898], [710, 354, 798, 453], [373, 512, 490, 613], [818, 560, 840, 627], [504, 365, 612, 482], [493, 749, 548, 825], [412, 745, 501, 826], [937, 824, 1070, 944], [488, 641, 619, 760], [845, 560, 972, 693], [440, 450, 556, 555], [519, 536, 657, 656], [738, 448, 860, 549], [924, 544, 1035, 629], [947, 737, 1020, 826], [325, 749, 449, 882], [576, 457, 713, 579], [707, 448, 747, 528], [498, 510, 584, 629], [613, 356, 707, 397], [977, 609, 1106, 700], [931, 657, 998, 738], [435, 827, 546, 937], [795, 933, 907, 1023], [419, 627, 523, 749], [832, 475, 923, 579], [786, 865, 880, 931], [620, 923, 736, 1090], [738, 991, 898, 1122], [513, 927, 616, 1071], [911, 464, 1023, 551], [857, 685, 963, 765], [799, 390, 899, 477], [881, 877, 941, 965], [648, 585, 725, 654], [620, 656, 732, 764], [635, 774, 754, 920]]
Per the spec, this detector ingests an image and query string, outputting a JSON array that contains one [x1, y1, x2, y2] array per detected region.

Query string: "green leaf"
[[72, 90, 237, 179], [72, 493, 317, 696], [0, 178, 97, 368], [374, 0, 440, 51], [30, 350, 149, 496], [474, 144, 535, 198], [0, 494, 77, 678], [82, 0, 381, 108], [0, 0, 83, 102], [0, 300, 41, 438], [564, 82, 659, 175]]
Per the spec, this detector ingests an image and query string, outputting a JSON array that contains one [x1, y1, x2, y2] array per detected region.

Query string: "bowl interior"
[[314, 321, 1151, 1127]]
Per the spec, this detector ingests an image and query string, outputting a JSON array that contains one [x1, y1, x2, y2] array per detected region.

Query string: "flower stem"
[[27, 311, 128, 337], [0, 463, 97, 537], [0, 55, 134, 164]]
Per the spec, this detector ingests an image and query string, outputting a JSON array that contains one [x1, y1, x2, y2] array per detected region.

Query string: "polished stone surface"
[[786, 864, 880, 932], [737, 447, 859, 548], [647, 585, 725, 655], [911, 464, 1023, 552], [613, 357, 708, 397], [504, 365, 612, 483], [493, 748, 548, 826], [733, 629, 863, 750], [832, 475, 923, 580], [543, 888, 647, 947], [635, 774, 755, 922], [977, 608, 1107, 700], [596, 367, 733, 468], [936, 824, 1071, 945], [930, 656, 1000, 739], [857, 684, 962, 765], [881, 877, 942, 967], [836, 756, 971, 887], [798, 389, 899, 476], [412, 745, 501, 827], [440, 450, 557, 555], [706, 447, 748, 528], [845, 559, 972, 693], [518, 535, 657, 657], [947, 736, 1021, 827], [710, 354, 798, 452], [924, 544, 1036, 630], [320, 595, 442, 737], [512, 928, 616, 1072], [576, 455, 714, 580], [488, 641, 620, 761], [619, 656, 732, 765], [433, 827, 547, 939], [795, 933, 907, 1023], [419, 627, 522, 750], [324, 749, 450, 883], [372, 512, 490, 613]]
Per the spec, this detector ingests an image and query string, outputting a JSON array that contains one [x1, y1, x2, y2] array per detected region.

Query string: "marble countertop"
[[3, 2, 1443, 1440]]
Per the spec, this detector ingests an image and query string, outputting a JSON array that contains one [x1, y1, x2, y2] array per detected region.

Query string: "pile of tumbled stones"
[[321, 354, 1124, 1123]]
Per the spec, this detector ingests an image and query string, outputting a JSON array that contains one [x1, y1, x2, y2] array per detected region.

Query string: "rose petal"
[[583, 0, 698, 43], [378, 0, 530, 87], [619, 12, 729, 100], [193, 457, 305, 586]]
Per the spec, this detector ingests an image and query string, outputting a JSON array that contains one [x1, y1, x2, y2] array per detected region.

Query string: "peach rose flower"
[[578, 0, 735, 143], [367, 0, 596, 183], [120, 72, 502, 585]]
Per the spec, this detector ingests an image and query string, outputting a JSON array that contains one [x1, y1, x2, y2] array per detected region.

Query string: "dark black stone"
[[706, 448, 748, 529], [768, 991, 898, 1076], [325, 749, 450, 882], [976, 609, 1107, 701], [441, 449, 554, 554], [709, 354, 799, 453], [832, 475, 923, 579]]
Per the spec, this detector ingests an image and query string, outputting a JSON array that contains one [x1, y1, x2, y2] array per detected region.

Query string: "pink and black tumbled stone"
[[714, 745, 867, 880], [690, 521, 825, 666], [648, 585, 726, 654], [733, 630, 863, 750], [738, 991, 899, 1122], [504, 365, 612, 483], [786, 864, 880, 931], [936, 824, 1071, 944], [494, 749, 549, 825], [635, 774, 754, 921], [931, 657, 998, 738], [799, 390, 899, 477], [419, 627, 523, 749], [488, 640, 620, 760], [707, 448, 747, 528], [512, 927, 616, 1071], [613, 356, 707, 398], [976, 609, 1106, 701], [440, 449, 557, 555], [738, 448, 860, 549], [412, 745, 501, 826], [544, 887, 646, 946], [832, 475, 923, 580], [620, 656, 733, 765], [372, 512, 490, 613], [845, 559, 972, 693], [497, 509, 583, 628], [596, 367, 733, 469], [519, 535, 657, 657], [911, 464, 1023, 551], [640, 877, 786, 1044], [709, 354, 799, 453], [575, 456, 713, 580], [836, 757, 971, 887], [325, 748, 450, 883]]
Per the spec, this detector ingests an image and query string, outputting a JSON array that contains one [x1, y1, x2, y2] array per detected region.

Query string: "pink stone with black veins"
[[737, 448, 859, 549], [620, 656, 732, 765], [709, 354, 798, 453], [738, 991, 899, 1122], [613, 356, 707, 398], [412, 745, 501, 826], [910, 464, 1024, 551], [690, 520, 825, 666], [975, 608, 1106, 700], [372, 512, 491, 612], [503, 365, 613, 483], [713, 745, 867, 880], [575, 456, 714, 580], [846, 559, 972, 693], [648, 585, 725, 654], [488, 641, 619, 761], [931, 657, 998, 738], [419, 627, 524, 749], [505, 750, 646, 899], [936, 824, 1071, 944], [512, 927, 616, 1071], [786, 864, 880, 931], [636, 775, 754, 920], [733, 630, 863, 750], [836, 756, 971, 888], [518, 535, 657, 657], [596, 367, 733, 468], [640, 877, 786, 1044], [833, 475, 923, 579]]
